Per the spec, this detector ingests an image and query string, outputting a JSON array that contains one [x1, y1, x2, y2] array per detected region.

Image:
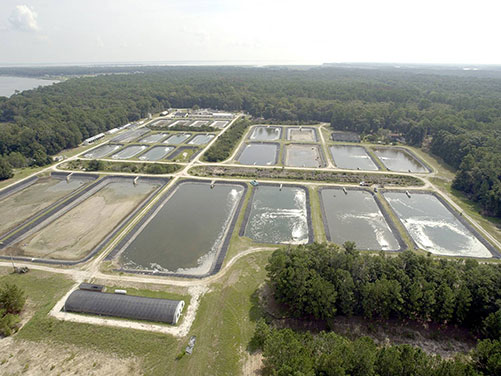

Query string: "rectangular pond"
[[111, 128, 149, 143], [284, 144, 323, 168], [287, 127, 317, 142], [329, 145, 379, 170], [139, 133, 169, 143], [118, 181, 245, 276], [138, 146, 175, 161], [190, 120, 209, 127], [249, 126, 282, 141], [320, 188, 400, 251], [237, 143, 278, 166], [6, 179, 161, 261], [383, 192, 493, 257], [0, 175, 91, 236], [374, 148, 428, 173], [210, 120, 228, 129], [164, 133, 192, 144], [168, 120, 190, 128], [188, 134, 215, 145], [111, 145, 148, 160], [244, 185, 309, 244], [84, 144, 122, 159], [150, 119, 171, 127]]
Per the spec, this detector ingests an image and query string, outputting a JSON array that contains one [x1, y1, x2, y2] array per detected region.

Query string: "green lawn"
[[1, 250, 272, 376]]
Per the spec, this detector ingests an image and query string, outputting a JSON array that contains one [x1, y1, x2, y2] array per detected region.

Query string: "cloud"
[[8, 5, 39, 32]]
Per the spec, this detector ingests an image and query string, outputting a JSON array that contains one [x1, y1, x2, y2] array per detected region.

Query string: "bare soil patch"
[[8, 182, 156, 260], [0, 338, 141, 376]]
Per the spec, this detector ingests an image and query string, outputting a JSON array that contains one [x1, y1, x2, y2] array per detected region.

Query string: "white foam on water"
[[338, 211, 396, 250], [403, 217, 491, 258]]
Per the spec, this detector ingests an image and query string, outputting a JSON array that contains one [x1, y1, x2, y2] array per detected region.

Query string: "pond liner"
[[109, 179, 248, 279], [380, 189, 500, 259], [0, 175, 169, 265], [235, 141, 281, 166], [328, 144, 381, 171], [372, 146, 432, 173], [166, 146, 201, 161], [0, 172, 99, 244], [282, 143, 326, 168], [285, 126, 319, 142], [239, 183, 314, 244], [0, 175, 39, 201], [317, 186, 405, 252]]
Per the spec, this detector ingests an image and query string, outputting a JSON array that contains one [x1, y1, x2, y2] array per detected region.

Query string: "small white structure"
[[160, 111, 168, 116], [83, 133, 105, 145]]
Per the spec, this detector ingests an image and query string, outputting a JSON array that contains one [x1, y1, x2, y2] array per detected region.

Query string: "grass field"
[[0, 250, 272, 376]]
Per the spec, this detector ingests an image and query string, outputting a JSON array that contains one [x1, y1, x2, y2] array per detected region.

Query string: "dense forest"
[[252, 323, 501, 376], [259, 243, 501, 375], [0, 66, 500, 216], [267, 243, 501, 337]]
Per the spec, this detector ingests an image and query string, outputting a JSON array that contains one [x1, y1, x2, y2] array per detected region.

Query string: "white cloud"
[[8, 5, 39, 32]]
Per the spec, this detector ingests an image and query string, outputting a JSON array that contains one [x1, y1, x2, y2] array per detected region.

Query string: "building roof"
[[64, 290, 184, 325]]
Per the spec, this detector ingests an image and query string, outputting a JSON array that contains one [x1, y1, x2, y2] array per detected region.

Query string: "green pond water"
[[374, 148, 428, 173], [330, 145, 378, 170], [120, 182, 244, 275], [237, 143, 278, 165], [320, 188, 399, 251], [249, 126, 282, 141]]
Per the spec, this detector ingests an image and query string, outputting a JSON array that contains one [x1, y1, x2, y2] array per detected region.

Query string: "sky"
[[1, 0, 501, 66]]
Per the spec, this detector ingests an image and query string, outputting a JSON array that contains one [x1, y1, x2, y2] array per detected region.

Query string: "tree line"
[[252, 322, 501, 376], [266, 243, 501, 337], [0, 66, 500, 216]]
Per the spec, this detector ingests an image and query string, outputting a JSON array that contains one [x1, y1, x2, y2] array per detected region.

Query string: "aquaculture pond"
[[374, 148, 428, 173], [9, 179, 160, 261], [138, 146, 174, 161], [0, 176, 91, 236], [164, 133, 192, 144], [83, 144, 121, 159], [111, 145, 148, 160], [249, 126, 282, 141], [287, 127, 317, 142], [111, 128, 149, 143], [320, 188, 400, 251], [139, 133, 169, 143], [244, 185, 309, 244], [329, 145, 379, 171], [383, 192, 492, 258], [190, 120, 209, 127], [119, 181, 245, 275], [188, 134, 215, 145], [237, 143, 278, 166], [210, 120, 228, 129], [285, 144, 323, 168]]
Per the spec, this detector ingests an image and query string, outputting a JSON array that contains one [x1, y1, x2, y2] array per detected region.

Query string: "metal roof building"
[[64, 290, 185, 325]]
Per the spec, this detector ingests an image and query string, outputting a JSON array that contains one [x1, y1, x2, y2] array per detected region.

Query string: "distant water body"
[[0, 76, 59, 97]]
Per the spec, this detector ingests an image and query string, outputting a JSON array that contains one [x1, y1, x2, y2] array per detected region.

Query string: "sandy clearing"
[[0, 337, 142, 376], [288, 128, 316, 142], [0, 178, 85, 235], [10, 182, 157, 260]]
